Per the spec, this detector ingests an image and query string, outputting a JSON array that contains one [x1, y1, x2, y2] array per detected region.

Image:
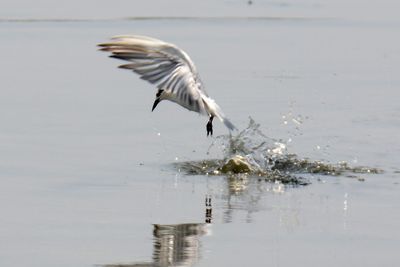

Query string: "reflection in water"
[[104, 197, 211, 267], [222, 175, 261, 223], [104, 223, 208, 267], [220, 175, 286, 223], [152, 223, 208, 267], [205, 195, 212, 224]]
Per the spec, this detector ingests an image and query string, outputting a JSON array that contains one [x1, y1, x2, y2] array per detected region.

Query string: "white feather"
[[99, 35, 236, 131]]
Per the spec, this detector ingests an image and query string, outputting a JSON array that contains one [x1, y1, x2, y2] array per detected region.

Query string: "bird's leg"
[[206, 115, 214, 136]]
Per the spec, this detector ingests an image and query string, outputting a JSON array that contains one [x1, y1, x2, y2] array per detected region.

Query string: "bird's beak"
[[152, 99, 160, 111]]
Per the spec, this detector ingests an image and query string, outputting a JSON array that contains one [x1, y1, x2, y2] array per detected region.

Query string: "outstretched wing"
[[98, 35, 208, 114]]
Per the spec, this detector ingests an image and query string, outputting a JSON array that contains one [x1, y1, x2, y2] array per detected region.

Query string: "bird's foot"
[[206, 116, 214, 136]]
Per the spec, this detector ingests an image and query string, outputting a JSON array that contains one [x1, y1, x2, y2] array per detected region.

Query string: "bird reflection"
[[205, 194, 212, 223], [152, 223, 207, 267], [104, 196, 211, 267], [104, 223, 208, 267], [221, 175, 285, 223]]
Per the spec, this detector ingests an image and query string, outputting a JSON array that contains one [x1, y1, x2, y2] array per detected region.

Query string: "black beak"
[[152, 99, 160, 111]]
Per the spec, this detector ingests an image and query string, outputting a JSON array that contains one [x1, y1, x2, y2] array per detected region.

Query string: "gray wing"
[[98, 35, 208, 114]]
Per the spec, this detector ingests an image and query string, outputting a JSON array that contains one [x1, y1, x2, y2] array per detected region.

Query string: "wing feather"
[[99, 35, 236, 130], [98, 35, 207, 95]]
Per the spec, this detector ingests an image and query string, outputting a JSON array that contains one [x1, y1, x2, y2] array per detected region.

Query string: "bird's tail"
[[203, 97, 237, 131], [221, 117, 236, 131]]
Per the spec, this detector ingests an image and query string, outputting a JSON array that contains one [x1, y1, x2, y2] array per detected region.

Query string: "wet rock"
[[221, 155, 252, 174]]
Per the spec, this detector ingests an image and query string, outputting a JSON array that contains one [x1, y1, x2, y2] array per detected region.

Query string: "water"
[[1, 1, 400, 266]]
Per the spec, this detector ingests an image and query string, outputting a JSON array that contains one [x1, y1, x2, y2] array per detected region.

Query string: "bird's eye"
[[156, 90, 164, 97]]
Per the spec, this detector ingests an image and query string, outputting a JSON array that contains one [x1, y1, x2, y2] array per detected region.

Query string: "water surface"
[[1, 2, 400, 266]]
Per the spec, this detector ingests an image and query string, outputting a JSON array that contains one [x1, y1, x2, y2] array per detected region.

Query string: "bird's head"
[[152, 89, 165, 111]]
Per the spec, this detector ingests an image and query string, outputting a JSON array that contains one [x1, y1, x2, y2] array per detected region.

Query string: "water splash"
[[215, 117, 288, 172], [175, 117, 382, 185]]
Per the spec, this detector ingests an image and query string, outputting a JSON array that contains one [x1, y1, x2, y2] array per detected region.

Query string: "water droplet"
[[292, 118, 301, 125]]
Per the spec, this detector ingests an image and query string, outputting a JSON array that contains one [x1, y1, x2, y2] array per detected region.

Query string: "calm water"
[[1, 1, 400, 266]]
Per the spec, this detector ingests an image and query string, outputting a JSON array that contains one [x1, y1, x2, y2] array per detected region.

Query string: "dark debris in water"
[[175, 159, 309, 185], [174, 155, 381, 186], [272, 154, 382, 175]]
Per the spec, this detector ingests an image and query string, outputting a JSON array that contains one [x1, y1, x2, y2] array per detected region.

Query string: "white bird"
[[98, 35, 236, 136]]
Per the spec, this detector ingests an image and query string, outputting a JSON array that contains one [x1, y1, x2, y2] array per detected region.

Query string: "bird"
[[98, 35, 236, 136]]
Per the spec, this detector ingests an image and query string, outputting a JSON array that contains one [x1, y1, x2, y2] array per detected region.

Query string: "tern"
[[98, 35, 236, 136]]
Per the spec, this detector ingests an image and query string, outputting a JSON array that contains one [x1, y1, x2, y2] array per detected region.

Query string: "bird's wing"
[[98, 35, 208, 114]]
